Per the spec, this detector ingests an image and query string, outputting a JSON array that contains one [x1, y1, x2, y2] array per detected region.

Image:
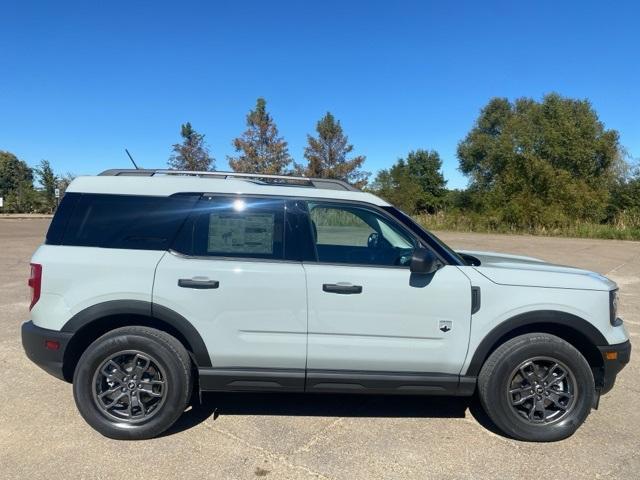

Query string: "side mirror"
[[410, 248, 439, 274]]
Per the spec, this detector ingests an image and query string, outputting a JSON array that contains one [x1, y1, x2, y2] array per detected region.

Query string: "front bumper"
[[21, 321, 73, 381], [597, 339, 631, 395]]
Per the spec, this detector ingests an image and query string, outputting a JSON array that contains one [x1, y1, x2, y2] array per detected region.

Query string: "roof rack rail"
[[98, 169, 359, 192]]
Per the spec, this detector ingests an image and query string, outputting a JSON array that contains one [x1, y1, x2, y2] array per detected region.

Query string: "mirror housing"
[[410, 248, 439, 274]]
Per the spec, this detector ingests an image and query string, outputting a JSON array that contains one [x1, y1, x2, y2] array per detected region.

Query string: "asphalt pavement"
[[1, 219, 638, 479]]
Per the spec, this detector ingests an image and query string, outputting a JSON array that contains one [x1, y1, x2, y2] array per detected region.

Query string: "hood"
[[457, 250, 616, 291]]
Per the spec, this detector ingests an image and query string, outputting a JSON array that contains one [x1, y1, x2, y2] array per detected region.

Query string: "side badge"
[[439, 320, 452, 333]]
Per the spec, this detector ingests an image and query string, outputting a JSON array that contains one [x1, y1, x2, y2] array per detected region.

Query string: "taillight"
[[28, 263, 42, 310]]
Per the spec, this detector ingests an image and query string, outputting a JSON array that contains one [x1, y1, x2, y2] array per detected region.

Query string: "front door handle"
[[178, 278, 220, 289], [322, 283, 363, 294]]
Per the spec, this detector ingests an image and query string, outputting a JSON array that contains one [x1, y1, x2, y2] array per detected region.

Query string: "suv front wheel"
[[73, 326, 192, 440], [478, 333, 595, 442]]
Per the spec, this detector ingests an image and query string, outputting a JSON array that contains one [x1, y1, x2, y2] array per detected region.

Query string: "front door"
[[302, 201, 472, 381]]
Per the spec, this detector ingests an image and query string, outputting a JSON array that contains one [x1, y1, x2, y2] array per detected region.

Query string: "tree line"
[[168, 97, 370, 188], [0, 152, 74, 213], [2, 93, 639, 237], [168, 94, 639, 234]]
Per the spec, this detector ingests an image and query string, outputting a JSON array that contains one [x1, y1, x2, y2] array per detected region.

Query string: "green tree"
[[228, 98, 292, 174], [608, 161, 640, 218], [0, 150, 37, 213], [371, 149, 447, 214], [296, 112, 369, 188], [35, 159, 58, 212], [370, 160, 423, 214], [457, 93, 621, 228], [405, 150, 447, 212], [168, 122, 215, 171], [0, 150, 33, 193], [58, 172, 76, 193]]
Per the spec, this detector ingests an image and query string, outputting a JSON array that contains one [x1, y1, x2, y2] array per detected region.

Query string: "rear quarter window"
[[45, 192, 81, 245], [59, 193, 198, 250]]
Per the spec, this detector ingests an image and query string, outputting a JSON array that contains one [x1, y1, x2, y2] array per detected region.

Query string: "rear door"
[[153, 195, 308, 390]]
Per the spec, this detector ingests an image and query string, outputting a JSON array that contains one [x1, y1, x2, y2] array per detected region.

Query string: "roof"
[[66, 169, 390, 206]]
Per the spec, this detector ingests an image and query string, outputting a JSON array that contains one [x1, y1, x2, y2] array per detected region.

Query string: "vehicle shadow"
[[162, 391, 505, 438]]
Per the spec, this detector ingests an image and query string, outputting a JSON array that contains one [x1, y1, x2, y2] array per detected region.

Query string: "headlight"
[[610, 289, 620, 326]]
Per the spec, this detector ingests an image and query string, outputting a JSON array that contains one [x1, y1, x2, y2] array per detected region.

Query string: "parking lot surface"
[[1, 219, 638, 479]]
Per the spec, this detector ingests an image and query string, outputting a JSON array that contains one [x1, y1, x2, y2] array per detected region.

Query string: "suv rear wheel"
[[73, 326, 192, 440], [478, 333, 594, 442]]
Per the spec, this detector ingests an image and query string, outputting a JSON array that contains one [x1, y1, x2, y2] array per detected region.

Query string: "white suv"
[[22, 169, 631, 441]]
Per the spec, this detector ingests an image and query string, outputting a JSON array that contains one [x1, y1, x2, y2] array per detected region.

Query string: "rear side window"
[[172, 196, 285, 260], [59, 193, 198, 250], [45, 192, 81, 244]]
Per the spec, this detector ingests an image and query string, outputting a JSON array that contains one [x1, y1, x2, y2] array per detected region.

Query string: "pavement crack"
[[291, 417, 345, 454], [606, 251, 640, 275], [202, 422, 334, 479]]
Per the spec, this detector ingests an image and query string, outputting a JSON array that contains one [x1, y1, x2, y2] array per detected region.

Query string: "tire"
[[478, 333, 594, 442], [73, 326, 192, 440]]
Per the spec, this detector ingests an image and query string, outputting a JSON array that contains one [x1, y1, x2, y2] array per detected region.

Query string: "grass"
[[310, 203, 640, 241], [414, 211, 640, 241], [311, 204, 640, 241]]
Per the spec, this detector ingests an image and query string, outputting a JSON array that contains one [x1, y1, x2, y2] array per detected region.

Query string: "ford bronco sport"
[[22, 169, 631, 441]]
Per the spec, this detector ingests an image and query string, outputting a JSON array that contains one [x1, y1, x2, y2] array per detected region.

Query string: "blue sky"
[[1, 1, 638, 189]]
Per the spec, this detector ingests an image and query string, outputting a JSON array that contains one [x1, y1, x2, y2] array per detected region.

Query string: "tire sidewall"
[[484, 338, 594, 442], [73, 331, 189, 440]]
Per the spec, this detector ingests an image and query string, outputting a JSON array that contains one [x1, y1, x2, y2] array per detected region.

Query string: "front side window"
[[173, 196, 285, 260], [307, 202, 417, 266]]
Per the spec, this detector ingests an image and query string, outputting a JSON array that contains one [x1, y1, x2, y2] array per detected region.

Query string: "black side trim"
[[597, 340, 631, 395], [465, 310, 609, 376], [609, 289, 618, 325], [458, 375, 478, 396], [471, 286, 481, 314], [62, 300, 151, 331], [61, 300, 212, 367], [306, 370, 474, 396], [151, 303, 212, 367], [22, 321, 73, 381], [199, 367, 305, 392], [199, 367, 477, 396]]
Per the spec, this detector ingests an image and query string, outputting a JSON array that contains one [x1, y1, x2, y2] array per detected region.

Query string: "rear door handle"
[[178, 278, 220, 289], [322, 283, 363, 294]]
